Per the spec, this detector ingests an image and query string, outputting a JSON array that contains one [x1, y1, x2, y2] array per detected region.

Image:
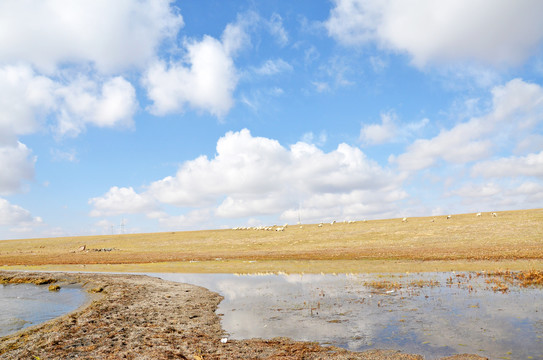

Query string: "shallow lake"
[[152, 272, 543, 360], [0, 283, 88, 338]]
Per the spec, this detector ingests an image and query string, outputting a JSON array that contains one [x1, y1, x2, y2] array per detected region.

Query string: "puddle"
[[153, 272, 543, 360], [0, 283, 88, 337]]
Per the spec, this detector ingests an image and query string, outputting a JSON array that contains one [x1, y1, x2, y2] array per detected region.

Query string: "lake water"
[[0, 283, 88, 338], [153, 272, 543, 360]]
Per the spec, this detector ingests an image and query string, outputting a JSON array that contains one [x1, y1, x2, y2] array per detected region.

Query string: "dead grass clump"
[[365, 280, 402, 291], [478, 269, 543, 291], [0, 276, 57, 286], [408, 279, 440, 288], [516, 269, 543, 287]]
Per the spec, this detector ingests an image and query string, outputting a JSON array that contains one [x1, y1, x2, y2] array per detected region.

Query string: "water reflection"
[[0, 283, 88, 337], [154, 272, 543, 360]]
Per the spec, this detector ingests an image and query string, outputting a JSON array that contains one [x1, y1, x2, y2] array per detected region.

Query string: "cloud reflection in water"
[[155, 272, 543, 359]]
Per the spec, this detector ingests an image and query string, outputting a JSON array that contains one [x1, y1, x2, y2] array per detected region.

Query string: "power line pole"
[[119, 218, 125, 234]]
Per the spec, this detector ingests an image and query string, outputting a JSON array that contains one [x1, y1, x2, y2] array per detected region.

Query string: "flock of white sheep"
[[232, 212, 500, 231], [402, 212, 498, 223], [232, 225, 288, 231], [232, 219, 366, 231]]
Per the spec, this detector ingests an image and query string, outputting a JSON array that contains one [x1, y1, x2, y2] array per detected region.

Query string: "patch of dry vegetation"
[[477, 269, 543, 293], [0, 209, 542, 273]]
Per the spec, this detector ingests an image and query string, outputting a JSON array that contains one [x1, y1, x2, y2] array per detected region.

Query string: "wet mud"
[[0, 271, 486, 359]]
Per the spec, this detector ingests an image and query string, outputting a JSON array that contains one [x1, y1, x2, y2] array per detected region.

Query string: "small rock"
[[48, 284, 61, 291]]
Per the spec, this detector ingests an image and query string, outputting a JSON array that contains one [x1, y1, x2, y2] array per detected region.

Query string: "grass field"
[[1, 208, 542, 273]]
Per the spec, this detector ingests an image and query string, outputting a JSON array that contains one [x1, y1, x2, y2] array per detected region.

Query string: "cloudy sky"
[[1, 0, 543, 239]]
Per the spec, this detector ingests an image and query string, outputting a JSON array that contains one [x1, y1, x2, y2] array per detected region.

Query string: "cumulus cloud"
[[0, 142, 35, 196], [143, 35, 239, 117], [0, 198, 41, 227], [143, 13, 258, 117], [393, 78, 543, 171], [0, 0, 183, 73], [0, 65, 55, 144], [0, 65, 138, 138], [90, 129, 406, 225], [55, 76, 138, 137], [360, 112, 398, 145], [325, 0, 543, 67], [89, 186, 156, 217], [472, 151, 543, 179]]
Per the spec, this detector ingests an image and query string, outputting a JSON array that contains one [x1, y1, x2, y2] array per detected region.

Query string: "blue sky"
[[1, 0, 543, 239]]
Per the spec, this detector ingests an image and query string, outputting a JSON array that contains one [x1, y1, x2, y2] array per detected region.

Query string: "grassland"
[[1, 208, 542, 273]]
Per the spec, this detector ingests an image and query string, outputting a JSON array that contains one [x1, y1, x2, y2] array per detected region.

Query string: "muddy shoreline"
[[0, 271, 485, 359]]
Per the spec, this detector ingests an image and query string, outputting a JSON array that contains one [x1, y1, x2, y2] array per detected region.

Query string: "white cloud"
[[147, 130, 290, 207], [472, 151, 543, 179], [301, 131, 327, 147], [90, 129, 405, 225], [89, 186, 156, 217], [267, 13, 289, 46], [0, 65, 138, 139], [143, 36, 238, 117], [0, 0, 183, 73], [360, 112, 397, 145], [360, 112, 429, 146], [254, 59, 293, 76], [0, 65, 55, 145], [143, 13, 259, 118], [157, 208, 213, 229], [449, 181, 543, 210], [50, 148, 78, 163], [515, 134, 543, 154], [312, 81, 330, 93], [55, 76, 137, 137], [0, 142, 35, 196], [0, 198, 41, 227], [325, 0, 543, 67], [394, 78, 543, 171]]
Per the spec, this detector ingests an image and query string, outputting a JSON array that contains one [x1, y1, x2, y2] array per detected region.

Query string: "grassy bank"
[[1, 208, 542, 273]]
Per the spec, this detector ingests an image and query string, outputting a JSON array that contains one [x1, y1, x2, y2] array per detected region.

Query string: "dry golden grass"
[[1, 208, 542, 273]]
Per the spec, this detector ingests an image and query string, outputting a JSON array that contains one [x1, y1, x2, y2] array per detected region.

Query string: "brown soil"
[[1, 209, 542, 270], [0, 271, 487, 360]]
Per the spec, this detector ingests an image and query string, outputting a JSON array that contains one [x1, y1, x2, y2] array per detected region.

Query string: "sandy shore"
[[0, 271, 486, 360]]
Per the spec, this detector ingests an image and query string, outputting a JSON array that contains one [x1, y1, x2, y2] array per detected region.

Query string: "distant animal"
[[430, 218, 435, 222], [446, 215, 452, 220], [402, 217, 407, 222], [476, 212, 482, 217], [491, 212, 498, 217], [318, 223, 323, 227]]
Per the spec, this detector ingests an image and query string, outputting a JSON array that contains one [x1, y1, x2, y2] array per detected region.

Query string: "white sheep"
[[276, 227, 285, 231], [447, 215, 452, 220], [476, 212, 482, 217], [492, 212, 498, 217], [402, 217, 407, 222], [318, 223, 323, 227]]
